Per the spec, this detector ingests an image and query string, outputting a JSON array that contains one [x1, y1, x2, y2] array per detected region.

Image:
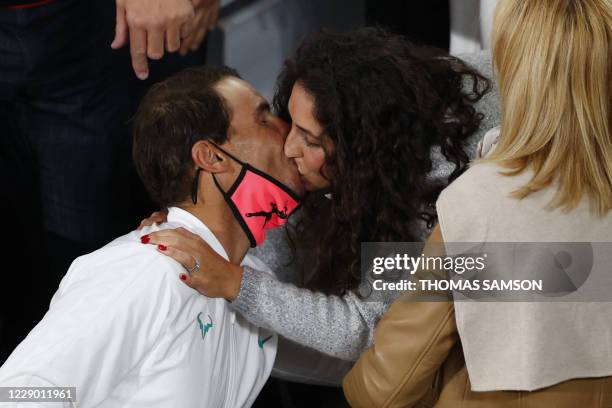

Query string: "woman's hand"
[[141, 227, 243, 301], [137, 209, 168, 230]]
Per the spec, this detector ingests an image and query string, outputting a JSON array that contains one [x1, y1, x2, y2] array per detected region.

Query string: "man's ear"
[[192, 140, 231, 173]]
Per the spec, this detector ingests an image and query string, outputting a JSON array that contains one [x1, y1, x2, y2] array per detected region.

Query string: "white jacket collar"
[[166, 207, 229, 262]]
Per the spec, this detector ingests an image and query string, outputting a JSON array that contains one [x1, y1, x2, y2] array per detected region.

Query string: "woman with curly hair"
[[141, 27, 489, 362]]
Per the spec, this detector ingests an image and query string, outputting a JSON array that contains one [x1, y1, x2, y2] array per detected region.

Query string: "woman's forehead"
[[288, 82, 322, 135]]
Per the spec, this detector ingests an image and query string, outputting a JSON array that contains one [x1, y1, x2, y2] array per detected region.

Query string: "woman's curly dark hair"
[[274, 27, 490, 296]]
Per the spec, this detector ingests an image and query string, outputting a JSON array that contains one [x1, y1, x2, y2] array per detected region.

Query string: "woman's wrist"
[[225, 264, 244, 302]]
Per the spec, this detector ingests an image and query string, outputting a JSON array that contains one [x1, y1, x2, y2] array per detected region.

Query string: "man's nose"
[[277, 118, 291, 138]]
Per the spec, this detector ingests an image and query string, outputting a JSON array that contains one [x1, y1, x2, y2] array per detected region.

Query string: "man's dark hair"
[[133, 65, 240, 208]]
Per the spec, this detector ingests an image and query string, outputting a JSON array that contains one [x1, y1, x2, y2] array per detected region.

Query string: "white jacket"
[[0, 207, 277, 407]]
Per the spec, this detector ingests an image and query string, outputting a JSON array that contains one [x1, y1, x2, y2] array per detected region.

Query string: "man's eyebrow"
[[254, 100, 271, 117]]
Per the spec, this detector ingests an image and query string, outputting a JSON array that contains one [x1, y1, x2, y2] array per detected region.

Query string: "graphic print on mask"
[[210, 143, 301, 247], [246, 203, 288, 228]]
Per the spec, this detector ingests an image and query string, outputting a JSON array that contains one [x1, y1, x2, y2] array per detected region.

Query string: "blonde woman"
[[344, 0, 612, 406]]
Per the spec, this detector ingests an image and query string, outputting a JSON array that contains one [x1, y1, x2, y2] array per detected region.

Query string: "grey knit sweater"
[[230, 51, 500, 362], [232, 227, 390, 361]]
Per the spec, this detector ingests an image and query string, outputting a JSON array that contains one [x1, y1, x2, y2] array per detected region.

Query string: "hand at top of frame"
[[111, 0, 196, 80], [141, 227, 244, 301], [179, 0, 220, 56]]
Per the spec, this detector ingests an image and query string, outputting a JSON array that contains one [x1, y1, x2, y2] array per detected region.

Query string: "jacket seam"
[[462, 365, 469, 408]]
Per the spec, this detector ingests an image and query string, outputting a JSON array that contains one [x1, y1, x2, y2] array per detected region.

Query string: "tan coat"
[[342, 297, 612, 407]]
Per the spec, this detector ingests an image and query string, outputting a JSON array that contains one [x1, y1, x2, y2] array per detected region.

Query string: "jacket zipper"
[[224, 315, 236, 407]]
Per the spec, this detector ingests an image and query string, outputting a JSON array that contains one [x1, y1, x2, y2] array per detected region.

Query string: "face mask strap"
[[208, 141, 246, 166], [191, 168, 203, 205], [193, 140, 247, 202], [211, 172, 224, 195], [212, 166, 248, 198]]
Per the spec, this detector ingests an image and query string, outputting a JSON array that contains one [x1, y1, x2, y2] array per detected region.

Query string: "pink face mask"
[[208, 144, 301, 247]]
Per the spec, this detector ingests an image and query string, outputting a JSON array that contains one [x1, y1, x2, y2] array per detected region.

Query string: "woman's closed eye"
[[296, 127, 321, 148], [304, 138, 321, 148]]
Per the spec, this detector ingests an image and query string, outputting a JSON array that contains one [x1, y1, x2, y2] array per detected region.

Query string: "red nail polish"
[[141, 235, 150, 244], [158, 244, 167, 251], [180, 274, 187, 281]]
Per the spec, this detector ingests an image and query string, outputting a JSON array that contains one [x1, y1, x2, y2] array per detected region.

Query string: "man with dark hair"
[[0, 0, 220, 365], [0, 66, 304, 407]]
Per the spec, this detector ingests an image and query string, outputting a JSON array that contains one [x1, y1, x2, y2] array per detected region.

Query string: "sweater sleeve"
[[230, 266, 389, 361]]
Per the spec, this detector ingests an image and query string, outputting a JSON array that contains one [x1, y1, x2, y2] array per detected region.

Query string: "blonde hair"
[[484, 0, 612, 215]]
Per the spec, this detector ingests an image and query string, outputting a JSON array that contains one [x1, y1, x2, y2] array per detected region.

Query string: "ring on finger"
[[185, 257, 200, 274]]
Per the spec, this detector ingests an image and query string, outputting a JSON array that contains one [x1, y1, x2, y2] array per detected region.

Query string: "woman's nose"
[[284, 128, 300, 159]]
